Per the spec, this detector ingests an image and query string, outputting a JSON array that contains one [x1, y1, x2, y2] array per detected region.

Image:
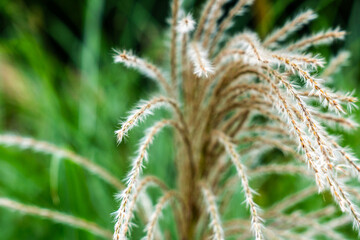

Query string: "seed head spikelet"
[[177, 13, 195, 34], [119, 176, 169, 239], [210, 0, 254, 54], [143, 191, 177, 240], [263, 10, 317, 47], [188, 42, 214, 78], [113, 50, 172, 94], [115, 97, 181, 143], [200, 183, 225, 240], [113, 120, 173, 240], [322, 51, 350, 78], [215, 130, 264, 240]]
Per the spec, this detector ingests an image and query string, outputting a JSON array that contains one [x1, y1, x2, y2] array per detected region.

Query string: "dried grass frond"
[[311, 111, 359, 130], [321, 51, 350, 78], [265, 186, 318, 217], [200, 182, 225, 240], [194, 0, 217, 40], [115, 97, 183, 142], [114, 119, 174, 239], [286, 28, 346, 52], [144, 191, 178, 240], [272, 55, 345, 113], [118, 176, 169, 238], [215, 130, 264, 240], [113, 50, 172, 94], [210, 0, 254, 54], [0, 134, 123, 190], [188, 42, 214, 78], [263, 10, 317, 47], [271, 212, 345, 240], [0, 197, 112, 239], [249, 164, 312, 177], [202, 0, 227, 48]]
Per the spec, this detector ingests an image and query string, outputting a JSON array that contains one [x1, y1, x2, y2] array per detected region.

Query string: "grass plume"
[[111, 0, 360, 239]]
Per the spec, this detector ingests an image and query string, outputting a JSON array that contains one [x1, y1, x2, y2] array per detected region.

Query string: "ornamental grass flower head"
[[111, 0, 360, 239]]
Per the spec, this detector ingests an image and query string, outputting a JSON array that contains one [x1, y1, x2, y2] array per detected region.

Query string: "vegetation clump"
[[0, 0, 359, 239]]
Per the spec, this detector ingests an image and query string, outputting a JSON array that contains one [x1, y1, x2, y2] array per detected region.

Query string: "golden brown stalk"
[[326, 174, 360, 228], [231, 104, 284, 124], [228, 111, 250, 138], [194, 0, 217, 40], [182, 34, 191, 106], [171, 0, 179, 88], [272, 53, 325, 68], [202, 0, 226, 48], [300, 90, 357, 102], [214, 99, 269, 125], [221, 110, 248, 133], [242, 34, 263, 62]]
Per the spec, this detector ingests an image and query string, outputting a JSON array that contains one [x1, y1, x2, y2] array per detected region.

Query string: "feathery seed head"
[[177, 13, 195, 33], [188, 42, 214, 78]]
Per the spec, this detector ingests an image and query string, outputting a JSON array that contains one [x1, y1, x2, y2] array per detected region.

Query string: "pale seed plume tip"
[[188, 42, 214, 78], [113, 49, 133, 65], [177, 13, 196, 34]]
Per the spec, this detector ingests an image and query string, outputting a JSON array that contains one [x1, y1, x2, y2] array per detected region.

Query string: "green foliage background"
[[0, 0, 359, 239]]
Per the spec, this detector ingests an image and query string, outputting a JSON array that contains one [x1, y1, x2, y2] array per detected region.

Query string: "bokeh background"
[[0, 0, 359, 239]]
